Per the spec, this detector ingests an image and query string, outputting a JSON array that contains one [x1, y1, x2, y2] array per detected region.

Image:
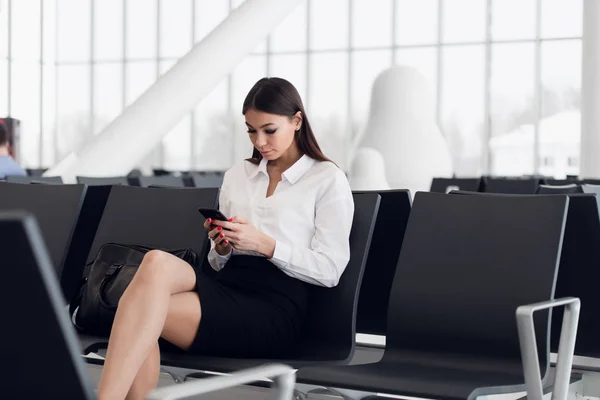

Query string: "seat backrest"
[[545, 178, 580, 186], [430, 177, 483, 193], [191, 173, 224, 188], [384, 192, 567, 378], [5, 175, 63, 184], [61, 185, 114, 302], [85, 186, 219, 270], [25, 167, 48, 177], [0, 212, 94, 399], [354, 190, 411, 336], [77, 176, 130, 186], [289, 192, 380, 362], [484, 177, 541, 194], [0, 182, 86, 281], [549, 193, 600, 357], [536, 184, 583, 194], [138, 175, 186, 188]]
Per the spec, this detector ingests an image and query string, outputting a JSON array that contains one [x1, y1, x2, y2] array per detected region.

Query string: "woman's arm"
[[269, 170, 354, 288]]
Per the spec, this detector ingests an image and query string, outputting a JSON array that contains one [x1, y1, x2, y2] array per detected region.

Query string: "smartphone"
[[198, 208, 229, 222]]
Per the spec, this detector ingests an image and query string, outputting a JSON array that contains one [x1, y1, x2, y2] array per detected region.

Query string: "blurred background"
[[0, 0, 583, 178]]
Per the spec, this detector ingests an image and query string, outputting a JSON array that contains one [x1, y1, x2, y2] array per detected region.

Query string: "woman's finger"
[[203, 218, 212, 230], [214, 232, 227, 246]]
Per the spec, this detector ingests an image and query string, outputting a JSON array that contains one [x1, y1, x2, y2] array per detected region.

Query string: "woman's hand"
[[212, 217, 276, 258], [203, 218, 232, 256]]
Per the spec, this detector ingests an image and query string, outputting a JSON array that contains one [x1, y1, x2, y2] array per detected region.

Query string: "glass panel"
[[489, 43, 536, 176], [11, 0, 41, 61], [539, 40, 582, 177], [351, 50, 392, 134], [93, 63, 123, 134], [309, 52, 349, 169], [159, 0, 192, 58], [125, 61, 157, 106], [0, 0, 7, 58], [163, 115, 192, 171], [491, 0, 535, 40], [441, 45, 485, 175], [541, 0, 583, 38], [351, 0, 392, 48], [394, 48, 438, 104], [195, 0, 229, 42], [94, 0, 123, 61], [126, 0, 157, 59], [42, 64, 56, 166], [194, 80, 230, 170], [396, 0, 438, 45], [42, 0, 57, 62], [231, 55, 267, 161], [57, 0, 91, 62], [268, 54, 307, 103], [159, 59, 176, 76], [270, 2, 307, 52], [0, 60, 7, 116], [309, 0, 348, 50], [442, 0, 486, 43], [11, 62, 41, 167], [231, 0, 266, 53], [56, 65, 91, 161]]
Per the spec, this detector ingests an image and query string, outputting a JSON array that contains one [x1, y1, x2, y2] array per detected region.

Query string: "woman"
[[97, 77, 354, 400]]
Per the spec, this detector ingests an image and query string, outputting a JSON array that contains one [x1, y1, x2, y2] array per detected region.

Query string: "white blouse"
[[207, 155, 354, 287]]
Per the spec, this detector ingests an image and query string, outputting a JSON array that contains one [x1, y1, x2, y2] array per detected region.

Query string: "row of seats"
[[2, 172, 224, 188], [1, 181, 596, 399], [431, 176, 600, 194]]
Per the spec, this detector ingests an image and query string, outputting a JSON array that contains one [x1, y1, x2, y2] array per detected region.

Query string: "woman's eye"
[[265, 129, 277, 135], [247, 130, 256, 134]]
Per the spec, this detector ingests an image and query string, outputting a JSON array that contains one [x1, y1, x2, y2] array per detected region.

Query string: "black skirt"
[[190, 255, 308, 358]]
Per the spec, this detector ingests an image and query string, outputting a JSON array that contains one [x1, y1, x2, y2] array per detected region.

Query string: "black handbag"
[[71, 243, 197, 336]]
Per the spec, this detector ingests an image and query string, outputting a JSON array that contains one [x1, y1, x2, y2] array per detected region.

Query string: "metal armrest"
[[145, 363, 296, 400], [517, 297, 581, 400]]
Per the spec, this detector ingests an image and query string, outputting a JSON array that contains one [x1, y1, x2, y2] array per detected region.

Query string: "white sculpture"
[[350, 147, 391, 190], [351, 66, 453, 194]]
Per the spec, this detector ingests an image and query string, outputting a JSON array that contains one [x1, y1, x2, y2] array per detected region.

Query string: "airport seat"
[[536, 184, 583, 194], [0, 182, 86, 296], [548, 193, 600, 359], [296, 192, 577, 400], [454, 190, 600, 363], [430, 177, 483, 193], [138, 175, 186, 188], [484, 177, 541, 194], [76, 176, 130, 186], [5, 175, 63, 184], [61, 185, 114, 302], [354, 189, 411, 337], [190, 172, 225, 188], [78, 186, 220, 352], [0, 211, 296, 399], [156, 192, 381, 375]]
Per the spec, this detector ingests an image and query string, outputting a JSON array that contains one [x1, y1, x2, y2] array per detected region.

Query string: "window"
[[1, 0, 584, 178]]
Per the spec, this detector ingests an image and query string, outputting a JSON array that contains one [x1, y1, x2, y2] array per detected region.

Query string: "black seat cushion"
[[298, 357, 524, 400]]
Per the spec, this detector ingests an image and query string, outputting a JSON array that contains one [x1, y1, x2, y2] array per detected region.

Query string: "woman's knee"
[[135, 250, 171, 287]]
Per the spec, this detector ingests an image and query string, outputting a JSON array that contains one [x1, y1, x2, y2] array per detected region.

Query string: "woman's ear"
[[293, 111, 303, 131]]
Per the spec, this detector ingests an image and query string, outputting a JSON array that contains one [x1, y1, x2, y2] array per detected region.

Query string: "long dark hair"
[[242, 77, 330, 165]]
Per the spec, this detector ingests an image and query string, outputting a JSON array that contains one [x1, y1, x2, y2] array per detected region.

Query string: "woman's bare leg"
[[125, 291, 203, 400], [125, 342, 160, 400], [97, 250, 200, 400]]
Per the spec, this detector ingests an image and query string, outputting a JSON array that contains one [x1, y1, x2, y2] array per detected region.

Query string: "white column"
[[46, 0, 302, 182], [580, 0, 600, 178]]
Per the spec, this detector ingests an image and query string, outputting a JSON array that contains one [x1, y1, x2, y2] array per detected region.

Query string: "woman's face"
[[245, 108, 302, 161]]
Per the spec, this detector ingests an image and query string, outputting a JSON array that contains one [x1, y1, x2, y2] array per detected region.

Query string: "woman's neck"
[[268, 146, 302, 173], [0, 146, 9, 156]]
